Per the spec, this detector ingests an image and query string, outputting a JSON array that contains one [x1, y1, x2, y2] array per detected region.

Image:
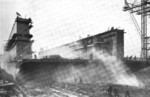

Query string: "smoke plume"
[[52, 48, 144, 87]]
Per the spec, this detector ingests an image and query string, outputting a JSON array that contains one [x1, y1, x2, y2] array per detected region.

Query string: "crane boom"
[[123, 0, 150, 60], [129, 13, 141, 36]]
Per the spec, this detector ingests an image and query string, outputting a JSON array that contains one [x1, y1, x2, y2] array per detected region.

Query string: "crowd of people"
[[124, 56, 137, 61]]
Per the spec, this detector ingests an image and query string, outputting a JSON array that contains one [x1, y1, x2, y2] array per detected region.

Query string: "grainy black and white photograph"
[[1, 0, 150, 97]]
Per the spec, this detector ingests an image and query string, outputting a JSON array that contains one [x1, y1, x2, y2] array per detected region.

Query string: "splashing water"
[[1, 51, 19, 81], [93, 49, 143, 87], [1, 47, 144, 97], [51, 48, 144, 87]]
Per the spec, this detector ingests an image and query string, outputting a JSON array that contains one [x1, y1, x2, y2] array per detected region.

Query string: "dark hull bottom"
[[16, 59, 150, 87]]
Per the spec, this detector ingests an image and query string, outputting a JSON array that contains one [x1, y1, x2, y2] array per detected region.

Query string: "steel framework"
[[123, 0, 150, 60]]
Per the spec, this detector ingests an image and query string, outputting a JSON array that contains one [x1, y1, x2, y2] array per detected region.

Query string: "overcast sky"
[[0, 0, 23, 54], [0, 0, 146, 57]]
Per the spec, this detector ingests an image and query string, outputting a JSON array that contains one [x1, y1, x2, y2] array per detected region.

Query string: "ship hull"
[[15, 58, 150, 87], [17, 59, 117, 86]]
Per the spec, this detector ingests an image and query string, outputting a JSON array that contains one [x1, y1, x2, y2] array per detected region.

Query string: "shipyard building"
[[39, 28, 124, 60], [4, 17, 33, 63]]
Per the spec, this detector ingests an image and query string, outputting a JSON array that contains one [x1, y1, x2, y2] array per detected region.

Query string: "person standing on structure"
[[107, 86, 113, 97], [125, 90, 130, 97]]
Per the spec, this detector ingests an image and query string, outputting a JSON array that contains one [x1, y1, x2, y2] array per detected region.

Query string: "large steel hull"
[[15, 58, 150, 87]]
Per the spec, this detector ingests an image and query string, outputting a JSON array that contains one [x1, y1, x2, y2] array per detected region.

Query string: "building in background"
[[39, 28, 124, 60], [4, 16, 33, 62]]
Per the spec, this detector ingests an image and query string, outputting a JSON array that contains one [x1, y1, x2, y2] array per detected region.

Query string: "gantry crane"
[[123, 0, 150, 60]]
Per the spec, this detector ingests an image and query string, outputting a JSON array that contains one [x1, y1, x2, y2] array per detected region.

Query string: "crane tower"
[[123, 0, 150, 60]]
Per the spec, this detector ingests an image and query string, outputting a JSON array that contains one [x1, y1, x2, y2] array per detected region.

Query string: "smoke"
[[93, 49, 143, 87], [1, 51, 19, 80], [1, 45, 144, 88], [52, 48, 144, 87]]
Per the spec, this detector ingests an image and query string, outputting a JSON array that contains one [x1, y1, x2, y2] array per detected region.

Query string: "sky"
[[0, 0, 23, 54], [0, 0, 146, 57]]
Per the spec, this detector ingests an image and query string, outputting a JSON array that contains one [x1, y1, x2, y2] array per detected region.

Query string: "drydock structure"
[[3, 16, 150, 87]]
